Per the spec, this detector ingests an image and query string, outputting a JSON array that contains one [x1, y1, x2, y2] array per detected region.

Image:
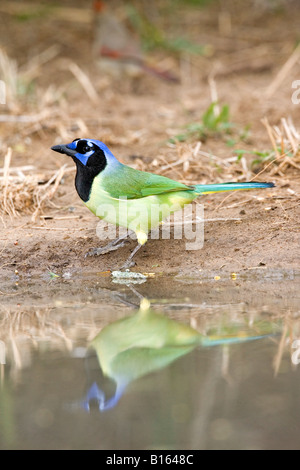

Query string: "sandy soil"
[[0, 1, 299, 279]]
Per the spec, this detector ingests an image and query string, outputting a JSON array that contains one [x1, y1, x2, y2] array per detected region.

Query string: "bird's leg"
[[85, 233, 129, 257], [121, 243, 142, 270]]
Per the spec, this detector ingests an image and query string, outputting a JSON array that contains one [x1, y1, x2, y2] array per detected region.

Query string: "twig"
[[164, 217, 241, 226], [68, 62, 99, 102], [40, 215, 81, 220], [158, 155, 183, 179], [20, 45, 61, 81], [0, 109, 51, 123], [159, 158, 186, 172], [0, 165, 35, 174], [261, 117, 280, 158], [198, 149, 231, 166], [281, 117, 298, 155], [2, 148, 13, 217], [273, 322, 289, 377], [266, 44, 300, 98], [31, 227, 73, 231]]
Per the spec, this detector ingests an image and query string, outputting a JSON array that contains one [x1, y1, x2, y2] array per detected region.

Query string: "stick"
[[68, 62, 98, 102], [266, 44, 300, 98], [31, 227, 73, 231], [0, 165, 35, 174], [2, 148, 12, 216], [261, 117, 281, 158], [281, 117, 298, 154], [0, 109, 51, 123]]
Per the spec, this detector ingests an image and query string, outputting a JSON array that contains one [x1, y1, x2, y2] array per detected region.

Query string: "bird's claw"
[[85, 238, 129, 258], [120, 259, 136, 270], [85, 247, 103, 258]]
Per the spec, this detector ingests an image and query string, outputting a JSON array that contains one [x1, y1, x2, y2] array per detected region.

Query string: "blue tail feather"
[[194, 181, 275, 194]]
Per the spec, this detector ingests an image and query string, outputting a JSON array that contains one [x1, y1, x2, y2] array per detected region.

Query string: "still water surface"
[[0, 270, 299, 449]]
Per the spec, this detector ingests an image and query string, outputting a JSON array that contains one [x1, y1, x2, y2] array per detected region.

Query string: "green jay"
[[51, 138, 274, 268]]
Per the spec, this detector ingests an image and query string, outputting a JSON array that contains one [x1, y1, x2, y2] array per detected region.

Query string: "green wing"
[[102, 164, 193, 199]]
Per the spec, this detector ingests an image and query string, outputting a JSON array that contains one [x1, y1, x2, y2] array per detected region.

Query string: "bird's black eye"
[[76, 140, 93, 154]]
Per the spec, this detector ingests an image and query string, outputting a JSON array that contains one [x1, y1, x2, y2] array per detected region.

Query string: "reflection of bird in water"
[[80, 298, 277, 412], [82, 298, 200, 411], [92, 0, 179, 82]]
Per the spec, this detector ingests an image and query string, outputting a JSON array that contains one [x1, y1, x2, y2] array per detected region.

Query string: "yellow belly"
[[85, 184, 195, 245]]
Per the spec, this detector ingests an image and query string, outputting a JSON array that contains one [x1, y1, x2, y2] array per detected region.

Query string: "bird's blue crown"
[[67, 138, 120, 167]]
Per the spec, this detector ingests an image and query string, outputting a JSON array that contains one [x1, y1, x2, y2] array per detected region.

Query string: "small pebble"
[[112, 270, 147, 279]]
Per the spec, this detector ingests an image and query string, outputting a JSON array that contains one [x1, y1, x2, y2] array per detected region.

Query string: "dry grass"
[[0, 307, 78, 378], [0, 147, 72, 219], [261, 117, 300, 176]]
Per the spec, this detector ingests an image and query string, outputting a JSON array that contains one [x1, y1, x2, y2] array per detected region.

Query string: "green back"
[[101, 164, 193, 199]]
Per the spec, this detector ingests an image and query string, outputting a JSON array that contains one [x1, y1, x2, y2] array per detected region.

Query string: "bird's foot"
[[120, 259, 136, 270], [85, 236, 129, 258], [119, 243, 142, 270]]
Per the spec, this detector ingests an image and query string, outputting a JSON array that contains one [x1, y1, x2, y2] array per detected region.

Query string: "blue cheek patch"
[[74, 151, 93, 166], [66, 141, 93, 166]]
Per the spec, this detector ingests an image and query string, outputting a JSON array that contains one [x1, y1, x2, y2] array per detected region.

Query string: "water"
[[0, 270, 299, 450]]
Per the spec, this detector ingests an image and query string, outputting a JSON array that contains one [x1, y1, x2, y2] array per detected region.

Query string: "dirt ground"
[[0, 0, 299, 279]]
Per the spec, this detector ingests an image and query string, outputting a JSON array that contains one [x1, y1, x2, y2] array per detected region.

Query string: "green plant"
[[234, 148, 279, 167], [126, 5, 209, 55], [170, 102, 234, 143]]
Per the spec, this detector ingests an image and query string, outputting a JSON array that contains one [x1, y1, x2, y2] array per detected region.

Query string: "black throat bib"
[[73, 149, 107, 202]]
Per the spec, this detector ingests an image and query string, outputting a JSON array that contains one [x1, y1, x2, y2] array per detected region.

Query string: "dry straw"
[[0, 147, 70, 220], [261, 117, 300, 176]]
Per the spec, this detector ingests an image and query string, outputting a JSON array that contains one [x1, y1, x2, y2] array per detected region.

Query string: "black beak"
[[51, 144, 77, 157]]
